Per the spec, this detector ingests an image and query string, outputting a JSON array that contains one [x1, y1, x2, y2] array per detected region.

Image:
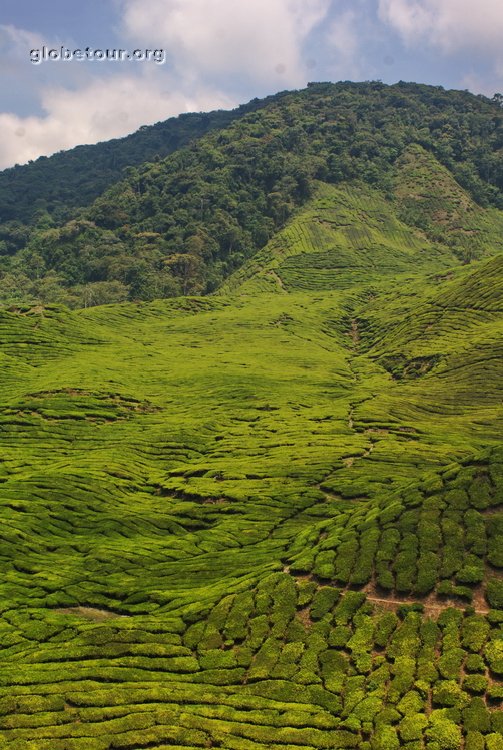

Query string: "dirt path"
[[364, 592, 489, 617], [54, 606, 129, 621], [349, 319, 360, 348]]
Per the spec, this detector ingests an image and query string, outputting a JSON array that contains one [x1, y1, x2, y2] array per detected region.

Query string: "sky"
[[0, 0, 502, 170]]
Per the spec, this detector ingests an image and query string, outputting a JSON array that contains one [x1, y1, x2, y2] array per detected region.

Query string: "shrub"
[[398, 712, 428, 742], [333, 592, 366, 624], [393, 540, 418, 593], [432, 680, 469, 709], [329, 624, 352, 648], [388, 656, 416, 702], [487, 683, 503, 701], [463, 697, 491, 733], [462, 616, 490, 653], [455, 554, 484, 585], [414, 551, 438, 594], [486, 734, 503, 750], [464, 653, 486, 673], [463, 674, 488, 694], [484, 638, 503, 675], [426, 715, 462, 750], [371, 724, 400, 750], [438, 648, 465, 680], [491, 709, 503, 735], [397, 602, 424, 619], [366, 662, 390, 693], [374, 612, 399, 648], [310, 586, 340, 620], [486, 580, 503, 610], [397, 690, 424, 716], [353, 696, 382, 723], [296, 580, 316, 607], [464, 731, 485, 750], [319, 649, 349, 694], [247, 615, 269, 651]]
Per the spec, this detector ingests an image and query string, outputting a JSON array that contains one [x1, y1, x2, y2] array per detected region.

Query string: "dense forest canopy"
[[0, 92, 289, 224], [0, 80, 502, 307]]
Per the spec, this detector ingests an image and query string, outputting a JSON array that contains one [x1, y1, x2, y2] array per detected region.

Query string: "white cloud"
[[0, 73, 235, 169], [0, 1, 333, 169], [0, 24, 55, 114], [378, 0, 503, 56], [377, 1, 432, 41], [0, 23, 45, 53], [119, 0, 330, 88], [325, 10, 365, 80]]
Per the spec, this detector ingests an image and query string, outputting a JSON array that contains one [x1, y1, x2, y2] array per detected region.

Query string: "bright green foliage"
[[486, 734, 503, 750], [426, 715, 463, 749], [0, 96, 502, 747], [399, 713, 428, 742]]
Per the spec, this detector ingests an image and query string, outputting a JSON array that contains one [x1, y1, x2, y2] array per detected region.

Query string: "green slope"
[[393, 144, 503, 260], [0, 240, 502, 747], [1, 79, 502, 750], [219, 180, 457, 295], [1, 81, 502, 307], [221, 143, 503, 297], [0, 95, 285, 224]]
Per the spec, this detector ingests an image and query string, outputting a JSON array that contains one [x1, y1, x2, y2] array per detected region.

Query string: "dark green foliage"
[[463, 697, 492, 733], [0, 98, 282, 223], [465, 731, 486, 750], [463, 674, 488, 694], [486, 581, 503, 609], [1, 81, 502, 305], [311, 587, 340, 620]]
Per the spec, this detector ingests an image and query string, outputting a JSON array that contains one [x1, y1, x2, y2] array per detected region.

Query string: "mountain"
[[0, 81, 502, 307], [0, 92, 289, 224], [0, 82, 502, 748]]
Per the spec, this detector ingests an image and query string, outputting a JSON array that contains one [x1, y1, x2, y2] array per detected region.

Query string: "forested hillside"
[[0, 93, 286, 224], [0, 81, 502, 307]]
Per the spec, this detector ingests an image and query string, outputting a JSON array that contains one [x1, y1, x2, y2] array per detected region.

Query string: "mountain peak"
[[0, 81, 502, 307]]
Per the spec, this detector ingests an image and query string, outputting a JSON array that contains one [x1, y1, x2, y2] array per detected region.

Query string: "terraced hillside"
[[2, 81, 503, 308], [219, 181, 456, 295], [220, 152, 503, 297], [0, 167, 502, 750]]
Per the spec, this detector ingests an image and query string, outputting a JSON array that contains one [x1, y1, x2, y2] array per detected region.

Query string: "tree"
[[164, 253, 204, 296]]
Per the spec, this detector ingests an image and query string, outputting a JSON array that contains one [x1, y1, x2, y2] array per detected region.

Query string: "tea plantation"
[[0, 178, 502, 748]]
